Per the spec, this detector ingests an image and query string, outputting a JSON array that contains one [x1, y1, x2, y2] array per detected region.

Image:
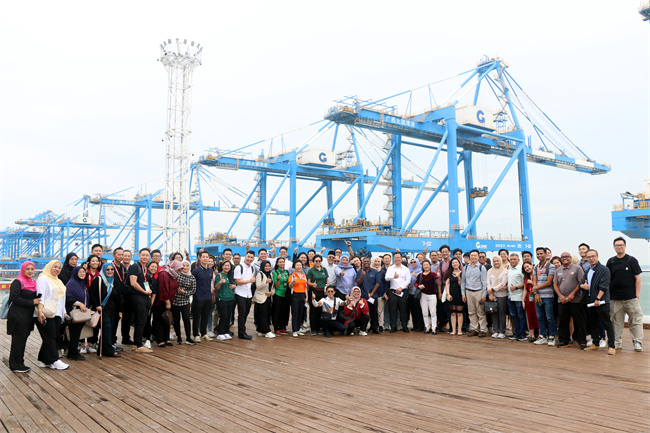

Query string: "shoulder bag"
[[41, 299, 58, 319], [70, 289, 92, 323], [484, 300, 498, 314]]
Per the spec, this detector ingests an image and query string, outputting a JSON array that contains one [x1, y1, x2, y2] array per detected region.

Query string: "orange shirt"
[[289, 271, 307, 293]]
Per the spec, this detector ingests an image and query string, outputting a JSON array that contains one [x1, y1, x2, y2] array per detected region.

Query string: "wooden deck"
[[0, 320, 648, 433]]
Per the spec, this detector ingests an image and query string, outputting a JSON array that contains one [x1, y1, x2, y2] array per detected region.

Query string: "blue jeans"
[[507, 299, 526, 337], [535, 297, 556, 337]]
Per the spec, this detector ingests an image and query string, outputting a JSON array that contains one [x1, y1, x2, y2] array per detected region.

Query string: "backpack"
[[237, 264, 257, 296]]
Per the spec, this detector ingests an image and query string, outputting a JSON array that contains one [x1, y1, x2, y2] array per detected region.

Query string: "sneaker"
[[517, 335, 528, 341], [584, 344, 600, 351], [50, 360, 69, 370], [257, 332, 266, 337], [491, 333, 499, 339], [68, 354, 86, 361], [274, 330, 283, 336], [508, 334, 518, 340], [134, 346, 153, 353], [310, 331, 318, 336], [113, 344, 124, 352], [586, 340, 593, 347], [11, 366, 30, 373], [299, 326, 309, 334], [547, 337, 556, 346], [599, 339, 607, 349], [80, 345, 88, 354], [265, 332, 276, 339], [634, 341, 643, 352], [297, 331, 307, 336], [185, 339, 196, 345], [534, 337, 548, 345], [292, 332, 298, 337], [38, 362, 50, 368], [207, 331, 216, 338], [607, 347, 616, 355], [557, 343, 571, 348], [359, 331, 368, 336], [87, 344, 98, 353], [224, 334, 232, 340], [143, 340, 152, 349], [216, 334, 228, 341], [497, 333, 505, 339], [177, 339, 183, 345], [194, 335, 202, 343]]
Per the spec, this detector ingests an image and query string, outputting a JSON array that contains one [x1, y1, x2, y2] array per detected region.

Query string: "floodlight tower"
[[159, 38, 202, 256]]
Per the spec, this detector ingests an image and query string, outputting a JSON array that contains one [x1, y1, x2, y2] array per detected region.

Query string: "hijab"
[[260, 260, 273, 279], [16, 261, 37, 292], [349, 286, 362, 303], [66, 266, 88, 304], [162, 260, 183, 279], [181, 260, 192, 276], [41, 260, 67, 300], [488, 259, 505, 279], [60, 252, 78, 284], [100, 263, 115, 291]]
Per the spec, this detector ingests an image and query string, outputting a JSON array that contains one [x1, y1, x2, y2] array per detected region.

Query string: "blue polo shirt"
[[192, 265, 214, 301], [356, 267, 379, 299]]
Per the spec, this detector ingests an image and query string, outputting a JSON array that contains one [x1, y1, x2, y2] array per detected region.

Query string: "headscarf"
[[488, 258, 506, 279], [100, 263, 115, 291], [16, 261, 37, 292], [162, 260, 183, 279], [181, 260, 192, 276], [66, 266, 88, 304], [349, 286, 362, 303], [60, 252, 78, 284], [42, 260, 67, 300], [260, 260, 273, 279]]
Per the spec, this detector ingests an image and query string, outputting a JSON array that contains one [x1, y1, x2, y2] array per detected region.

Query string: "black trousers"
[[587, 304, 615, 349], [347, 313, 370, 332], [272, 294, 290, 331], [172, 304, 192, 341], [152, 304, 169, 344], [35, 316, 61, 365], [216, 299, 235, 335], [291, 293, 306, 332], [131, 294, 149, 348], [558, 302, 586, 345], [9, 332, 30, 370], [99, 314, 115, 356], [368, 298, 379, 331], [309, 289, 325, 332], [192, 299, 213, 337], [111, 311, 120, 346], [256, 298, 272, 334], [67, 322, 85, 358], [408, 293, 424, 330], [235, 295, 252, 336], [389, 291, 409, 330], [121, 294, 134, 342]]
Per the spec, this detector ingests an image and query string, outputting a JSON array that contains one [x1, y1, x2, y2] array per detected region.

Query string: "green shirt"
[[307, 266, 329, 290], [272, 269, 289, 297], [214, 272, 234, 301]]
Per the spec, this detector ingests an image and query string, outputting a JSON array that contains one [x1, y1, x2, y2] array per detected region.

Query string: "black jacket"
[[7, 280, 37, 335], [579, 261, 610, 303]]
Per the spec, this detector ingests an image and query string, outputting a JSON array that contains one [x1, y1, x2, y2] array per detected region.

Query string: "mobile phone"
[[36, 293, 42, 298]]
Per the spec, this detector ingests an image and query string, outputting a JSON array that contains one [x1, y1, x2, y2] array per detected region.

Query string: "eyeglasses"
[[614, 244, 625, 247], [314, 259, 322, 262], [586, 255, 597, 259]]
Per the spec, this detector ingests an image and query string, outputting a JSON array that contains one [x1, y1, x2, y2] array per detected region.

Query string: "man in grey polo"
[[554, 252, 586, 348], [461, 250, 488, 337]]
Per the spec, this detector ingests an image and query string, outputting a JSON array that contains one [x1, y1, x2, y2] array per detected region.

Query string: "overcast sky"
[[1, 0, 649, 264]]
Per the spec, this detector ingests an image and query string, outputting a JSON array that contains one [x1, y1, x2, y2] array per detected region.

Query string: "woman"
[[59, 253, 78, 284], [35, 260, 69, 370], [143, 261, 159, 348], [522, 262, 540, 342], [444, 258, 465, 335], [89, 263, 121, 357], [288, 261, 308, 337], [254, 260, 275, 338], [7, 261, 43, 373], [312, 285, 344, 338], [173, 260, 196, 345], [372, 257, 382, 271], [214, 260, 235, 341], [272, 257, 290, 336], [487, 256, 509, 339], [417, 260, 438, 334], [85, 255, 101, 288], [340, 286, 370, 335], [307, 254, 328, 335], [65, 266, 89, 360], [153, 260, 182, 348]]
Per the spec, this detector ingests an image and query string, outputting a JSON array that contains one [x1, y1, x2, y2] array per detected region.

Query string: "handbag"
[[88, 310, 100, 328], [162, 309, 173, 326], [0, 293, 10, 320], [41, 300, 58, 319], [70, 308, 92, 323], [484, 300, 498, 314]]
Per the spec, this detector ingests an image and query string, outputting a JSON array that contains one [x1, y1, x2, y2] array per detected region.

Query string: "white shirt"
[[233, 262, 255, 298], [36, 275, 66, 318], [385, 264, 411, 290], [324, 262, 337, 287]]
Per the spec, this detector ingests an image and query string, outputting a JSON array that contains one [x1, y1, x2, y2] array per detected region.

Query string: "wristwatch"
[[596, 297, 601, 302]]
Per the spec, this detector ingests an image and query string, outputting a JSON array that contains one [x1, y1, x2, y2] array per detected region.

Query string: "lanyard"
[[141, 264, 148, 283], [536, 260, 548, 279], [113, 261, 125, 282]]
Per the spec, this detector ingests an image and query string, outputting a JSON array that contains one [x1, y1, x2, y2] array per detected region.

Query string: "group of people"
[[5, 237, 644, 373]]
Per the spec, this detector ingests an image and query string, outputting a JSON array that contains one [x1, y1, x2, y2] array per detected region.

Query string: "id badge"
[[528, 294, 533, 302], [144, 282, 150, 291]]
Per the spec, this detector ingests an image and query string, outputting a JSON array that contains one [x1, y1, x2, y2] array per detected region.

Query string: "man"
[[377, 254, 392, 332], [151, 249, 162, 264], [253, 247, 276, 271], [507, 254, 527, 341], [532, 247, 557, 346], [128, 248, 153, 353], [461, 250, 488, 337], [324, 251, 338, 289], [233, 250, 256, 340], [522, 251, 533, 265], [334, 255, 355, 300], [606, 237, 643, 352], [334, 248, 342, 258], [278, 247, 292, 272], [581, 249, 616, 355], [385, 251, 411, 333], [222, 248, 233, 263], [357, 257, 380, 333], [578, 243, 590, 273], [407, 257, 424, 332], [123, 250, 133, 267], [429, 250, 439, 267], [91, 243, 103, 258], [554, 251, 586, 349], [462, 252, 471, 265], [435, 245, 453, 332], [453, 248, 463, 262], [545, 247, 553, 262], [478, 251, 492, 271], [110, 247, 126, 351], [191, 251, 214, 342]]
